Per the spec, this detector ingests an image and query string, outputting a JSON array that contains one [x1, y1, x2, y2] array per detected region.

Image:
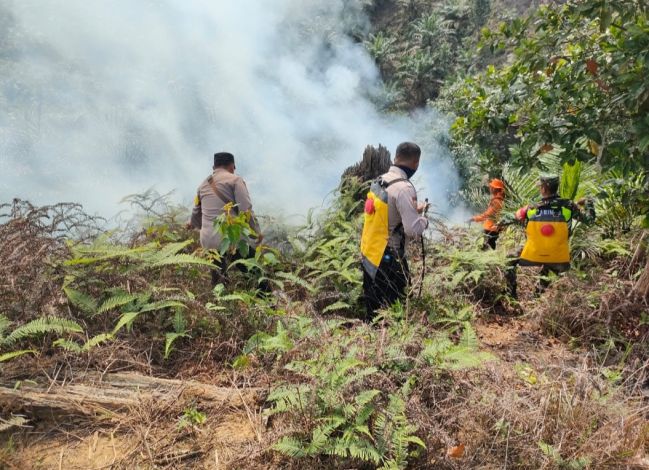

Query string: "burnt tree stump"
[[341, 144, 392, 185]]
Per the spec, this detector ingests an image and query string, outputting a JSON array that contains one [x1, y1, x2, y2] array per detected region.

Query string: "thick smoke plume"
[[0, 0, 459, 218]]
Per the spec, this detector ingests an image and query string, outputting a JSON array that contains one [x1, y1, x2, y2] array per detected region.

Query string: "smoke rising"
[[0, 0, 460, 218]]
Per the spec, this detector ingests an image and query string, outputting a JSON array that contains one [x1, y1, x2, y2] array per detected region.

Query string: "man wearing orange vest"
[[505, 174, 595, 299], [360, 142, 429, 321], [470, 178, 505, 249]]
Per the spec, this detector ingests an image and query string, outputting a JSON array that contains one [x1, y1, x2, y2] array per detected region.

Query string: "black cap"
[[539, 173, 559, 193]]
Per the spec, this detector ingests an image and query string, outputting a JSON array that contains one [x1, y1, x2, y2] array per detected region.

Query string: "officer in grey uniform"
[[362, 142, 429, 319], [189, 152, 262, 286]]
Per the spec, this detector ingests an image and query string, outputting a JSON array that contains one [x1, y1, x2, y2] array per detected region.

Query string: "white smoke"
[[0, 0, 460, 218]]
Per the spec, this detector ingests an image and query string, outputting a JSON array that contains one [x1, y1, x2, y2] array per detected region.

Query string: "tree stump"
[[341, 144, 392, 185]]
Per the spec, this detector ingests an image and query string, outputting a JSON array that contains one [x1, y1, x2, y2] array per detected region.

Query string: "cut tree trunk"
[[341, 144, 392, 184], [0, 372, 264, 418]]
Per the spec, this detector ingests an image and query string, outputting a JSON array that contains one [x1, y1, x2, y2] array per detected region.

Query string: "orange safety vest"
[[473, 194, 504, 232]]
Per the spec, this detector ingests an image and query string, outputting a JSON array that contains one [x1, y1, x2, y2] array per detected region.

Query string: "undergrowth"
[[0, 185, 647, 468]]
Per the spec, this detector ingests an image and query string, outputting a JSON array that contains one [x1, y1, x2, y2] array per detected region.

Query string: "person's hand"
[[417, 201, 430, 214]]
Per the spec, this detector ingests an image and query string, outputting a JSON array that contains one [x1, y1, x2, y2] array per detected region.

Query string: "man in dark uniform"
[[506, 174, 595, 299]]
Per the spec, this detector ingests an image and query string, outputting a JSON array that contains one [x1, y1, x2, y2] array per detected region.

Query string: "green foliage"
[[373, 380, 426, 469], [164, 310, 189, 359], [2, 317, 83, 346], [365, 0, 492, 108], [538, 441, 591, 469], [436, 243, 507, 293], [447, 0, 649, 221], [0, 350, 37, 362], [244, 321, 294, 355], [178, 406, 207, 429], [63, 287, 98, 316], [53, 333, 113, 353], [595, 171, 648, 235], [214, 202, 258, 257], [420, 322, 495, 370], [113, 301, 187, 335], [264, 317, 433, 468], [290, 181, 363, 309], [364, 31, 396, 65], [65, 239, 213, 270]]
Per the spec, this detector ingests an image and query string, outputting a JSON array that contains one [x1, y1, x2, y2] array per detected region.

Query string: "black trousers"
[[211, 249, 249, 287], [505, 247, 567, 298], [211, 246, 272, 293], [362, 251, 410, 321], [483, 230, 500, 250]]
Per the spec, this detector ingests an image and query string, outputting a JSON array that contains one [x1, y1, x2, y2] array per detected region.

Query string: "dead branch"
[[0, 371, 265, 419]]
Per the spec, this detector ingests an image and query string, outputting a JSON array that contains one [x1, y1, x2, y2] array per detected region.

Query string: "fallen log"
[[0, 371, 265, 418]]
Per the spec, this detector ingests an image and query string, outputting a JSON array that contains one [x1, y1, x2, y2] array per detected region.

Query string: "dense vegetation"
[[1, 0, 648, 468]]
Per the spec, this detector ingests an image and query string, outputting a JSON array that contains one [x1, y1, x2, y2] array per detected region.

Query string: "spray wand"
[[417, 198, 430, 299]]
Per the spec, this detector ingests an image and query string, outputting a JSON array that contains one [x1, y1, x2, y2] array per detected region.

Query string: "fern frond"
[[138, 300, 187, 314], [355, 389, 381, 407], [272, 436, 309, 458], [155, 240, 192, 260], [3, 317, 83, 346], [83, 333, 113, 351], [98, 292, 139, 314], [164, 332, 189, 359], [442, 349, 495, 370], [148, 253, 215, 268], [275, 272, 318, 294], [53, 338, 83, 353], [459, 322, 479, 350], [0, 315, 12, 340], [172, 310, 187, 333], [112, 311, 140, 334], [64, 287, 98, 315], [0, 350, 37, 362]]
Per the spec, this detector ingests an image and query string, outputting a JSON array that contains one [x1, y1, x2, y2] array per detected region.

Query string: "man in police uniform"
[[362, 142, 429, 319], [506, 174, 595, 299], [189, 152, 262, 286]]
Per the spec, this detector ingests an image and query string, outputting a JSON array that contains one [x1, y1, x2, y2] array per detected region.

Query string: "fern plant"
[[419, 322, 494, 370], [267, 339, 425, 468], [0, 315, 84, 362]]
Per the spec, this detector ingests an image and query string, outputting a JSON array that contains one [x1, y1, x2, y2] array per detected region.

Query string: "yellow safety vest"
[[520, 200, 573, 267], [360, 178, 406, 279]]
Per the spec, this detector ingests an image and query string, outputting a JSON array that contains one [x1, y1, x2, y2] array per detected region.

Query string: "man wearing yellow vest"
[[360, 142, 429, 320], [505, 174, 595, 299]]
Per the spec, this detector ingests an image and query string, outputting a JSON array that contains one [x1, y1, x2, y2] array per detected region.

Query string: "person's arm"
[[515, 205, 529, 224], [189, 192, 202, 229], [473, 198, 503, 222], [395, 187, 429, 237], [572, 199, 596, 224], [233, 177, 262, 239]]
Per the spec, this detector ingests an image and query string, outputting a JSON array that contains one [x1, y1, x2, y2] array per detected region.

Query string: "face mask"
[[397, 165, 417, 179]]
